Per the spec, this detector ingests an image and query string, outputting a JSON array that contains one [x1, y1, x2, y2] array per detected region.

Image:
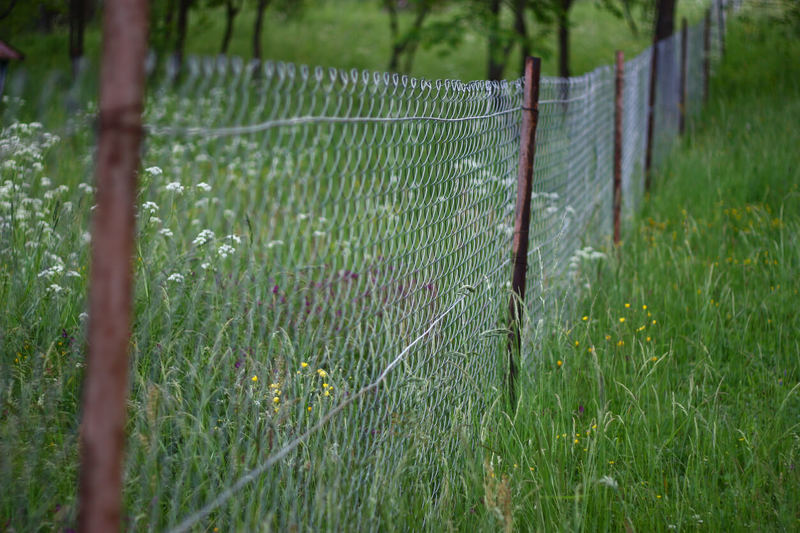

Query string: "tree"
[[69, 0, 86, 75], [384, 0, 438, 74], [253, 0, 271, 62], [219, 0, 244, 55], [556, 0, 572, 78], [174, 0, 193, 70], [654, 0, 676, 41]]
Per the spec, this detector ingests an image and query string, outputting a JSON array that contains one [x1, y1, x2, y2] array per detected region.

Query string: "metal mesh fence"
[[0, 5, 734, 531]]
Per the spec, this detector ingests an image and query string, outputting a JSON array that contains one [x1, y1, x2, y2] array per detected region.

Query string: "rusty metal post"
[[78, 1, 149, 532], [644, 33, 659, 191], [679, 18, 688, 135], [703, 8, 711, 104], [507, 56, 541, 407], [613, 51, 624, 246]]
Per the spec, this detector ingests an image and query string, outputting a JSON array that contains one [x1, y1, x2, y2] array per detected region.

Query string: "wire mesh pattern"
[[0, 7, 732, 531]]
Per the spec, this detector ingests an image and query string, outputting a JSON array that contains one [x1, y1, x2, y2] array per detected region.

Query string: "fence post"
[[644, 33, 659, 191], [613, 51, 623, 245], [703, 8, 711, 104], [78, 1, 149, 532], [679, 17, 688, 135], [507, 56, 541, 408]]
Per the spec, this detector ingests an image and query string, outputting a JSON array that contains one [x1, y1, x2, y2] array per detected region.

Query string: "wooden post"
[[679, 17, 688, 135], [644, 33, 659, 191], [703, 8, 711, 104], [507, 56, 541, 407], [78, 1, 149, 532], [613, 51, 624, 246]]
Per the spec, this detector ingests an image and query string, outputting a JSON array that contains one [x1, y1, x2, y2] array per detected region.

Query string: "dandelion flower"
[[619, 317, 625, 323], [624, 303, 630, 308], [251, 375, 258, 382], [301, 362, 308, 368], [582, 316, 588, 321], [557, 360, 563, 367]]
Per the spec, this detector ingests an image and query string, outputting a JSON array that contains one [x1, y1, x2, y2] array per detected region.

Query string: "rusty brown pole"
[[644, 32, 659, 192], [78, 1, 149, 532], [679, 17, 688, 135], [613, 50, 624, 246], [703, 8, 711, 104], [507, 56, 541, 407]]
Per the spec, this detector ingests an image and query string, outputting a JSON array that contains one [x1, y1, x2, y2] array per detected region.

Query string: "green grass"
[[465, 12, 800, 531], [1, 5, 798, 532]]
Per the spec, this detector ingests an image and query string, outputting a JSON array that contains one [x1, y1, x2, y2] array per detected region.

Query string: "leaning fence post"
[[679, 17, 688, 135], [78, 1, 149, 532], [613, 51, 624, 245], [644, 33, 659, 191], [507, 56, 541, 407], [703, 8, 711, 104]]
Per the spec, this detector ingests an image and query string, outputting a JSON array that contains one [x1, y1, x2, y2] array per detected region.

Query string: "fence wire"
[[0, 5, 734, 531]]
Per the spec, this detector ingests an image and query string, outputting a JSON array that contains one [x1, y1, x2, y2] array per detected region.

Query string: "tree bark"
[[174, 0, 191, 71], [557, 0, 572, 79], [513, 0, 529, 77], [253, 0, 271, 62], [69, 0, 86, 76], [487, 0, 504, 80], [220, 0, 240, 55], [654, 0, 677, 41]]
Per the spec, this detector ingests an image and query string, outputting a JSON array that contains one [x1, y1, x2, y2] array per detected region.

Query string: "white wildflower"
[[145, 166, 163, 176], [66, 270, 81, 278], [164, 182, 184, 194], [142, 201, 159, 214], [167, 273, 184, 283], [79, 312, 89, 321], [78, 183, 94, 194], [40, 177, 52, 187], [200, 262, 210, 270], [225, 234, 241, 244], [46, 284, 66, 294], [312, 230, 326, 237], [159, 228, 173, 237], [218, 244, 235, 258], [196, 182, 211, 192], [192, 229, 215, 246], [38, 265, 64, 278], [267, 240, 283, 249]]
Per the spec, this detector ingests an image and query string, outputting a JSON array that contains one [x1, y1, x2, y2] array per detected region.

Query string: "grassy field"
[[460, 11, 800, 531], [1, 3, 798, 532], [6, 0, 707, 80]]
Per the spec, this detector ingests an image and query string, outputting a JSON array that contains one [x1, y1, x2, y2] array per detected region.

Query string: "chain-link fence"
[[0, 2, 734, 530]]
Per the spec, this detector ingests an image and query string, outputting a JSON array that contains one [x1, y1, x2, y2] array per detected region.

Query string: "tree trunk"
[[385, 0, 401, 71], [220, 0, 240, 55], [557, 0, 572, 79], [513, 0, 528, 77], [163, 0, 176, 49], [253, 0, 272, 63], [654, 0, 677, 41], [174, 0, 191, 72], [69, 0, 86, 77], [487, 0, 504, 80]]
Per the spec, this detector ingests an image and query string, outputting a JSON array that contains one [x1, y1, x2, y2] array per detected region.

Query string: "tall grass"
[[465, 12, 800, 531], [0, 6, 797, 532]]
